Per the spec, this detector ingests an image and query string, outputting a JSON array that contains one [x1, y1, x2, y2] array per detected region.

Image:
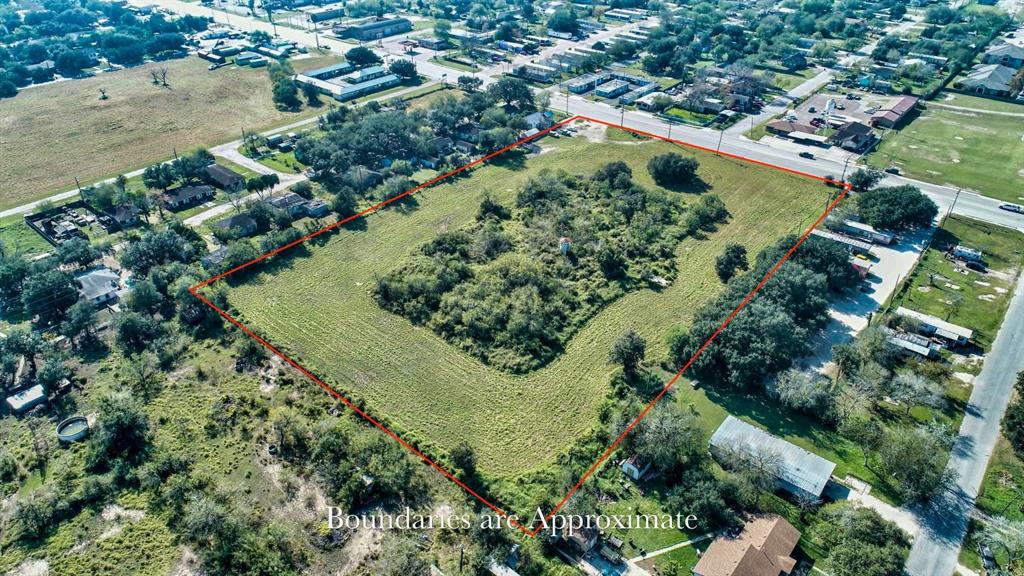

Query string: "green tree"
[[344, 45, 381, 67], [486, 76, 534, 110], [87, 392, 152, 471], [715, 243, 748, 283], [647, 152, 700, 188], [856, 185, 938, 231], [22, 269, 78, 325], [388, 58, 417, 79], [610, 329, 646, 376]]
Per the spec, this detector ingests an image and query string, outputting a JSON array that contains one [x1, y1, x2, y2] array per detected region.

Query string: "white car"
[[999, 203, 1024, 214]]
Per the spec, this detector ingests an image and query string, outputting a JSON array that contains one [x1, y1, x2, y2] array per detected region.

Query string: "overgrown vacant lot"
[[865, 100, 1024, 203], [225, 126, 830, 480], [0, 55, 338, 210]]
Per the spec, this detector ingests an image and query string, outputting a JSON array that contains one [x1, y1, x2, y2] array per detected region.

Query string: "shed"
[[709, 416, 835, 499], [6, 384, 47, 414]]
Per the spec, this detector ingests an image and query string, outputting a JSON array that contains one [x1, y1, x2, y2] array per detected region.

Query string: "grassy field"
[[864, 102, 1024, 203], [0, 54, 341, 211], [892, 216, 1024, 350], [223, 126, 829, 489]]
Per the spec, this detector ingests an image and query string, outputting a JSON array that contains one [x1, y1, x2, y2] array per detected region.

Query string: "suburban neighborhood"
[[1, 0, 1024, 575]]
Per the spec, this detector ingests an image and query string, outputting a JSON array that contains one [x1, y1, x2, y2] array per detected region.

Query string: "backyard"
[[220, 124, 831, 499], [864, 99, 1024, 203], [0, 54, 342, 211]]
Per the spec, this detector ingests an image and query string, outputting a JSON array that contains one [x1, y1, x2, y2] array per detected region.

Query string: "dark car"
[[799, 151, 815, 159]]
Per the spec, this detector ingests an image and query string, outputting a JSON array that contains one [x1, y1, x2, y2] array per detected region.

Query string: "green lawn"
[[864, 103, 1024, 203], [977, 436, 1024, 521], [758, 65, 818, 92], [892, 216, 1024, 350], [428, 55, 480, 73], [664, 107, 717, 125], [935, 91, 1024, 114], [0, 213, 52, 256], [223, 125, 829, 492]]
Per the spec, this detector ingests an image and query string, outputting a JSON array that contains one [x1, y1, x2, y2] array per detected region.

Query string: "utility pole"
[[841, 156, 851, 182], [620, 106, 625, 127], [716, 129, 724, 154], [667, 119, 673, 141], [946, 187, 962, 220]]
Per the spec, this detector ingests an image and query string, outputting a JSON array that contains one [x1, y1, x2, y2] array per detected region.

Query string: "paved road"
[[905, 276, 1024, 576]]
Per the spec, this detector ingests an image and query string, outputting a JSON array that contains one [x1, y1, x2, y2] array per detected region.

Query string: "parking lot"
[[786, 88, 892, 129]]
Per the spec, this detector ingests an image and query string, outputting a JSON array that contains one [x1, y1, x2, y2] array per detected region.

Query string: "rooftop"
[[710, 416, 836, 497], [692, 515, 800, 576]]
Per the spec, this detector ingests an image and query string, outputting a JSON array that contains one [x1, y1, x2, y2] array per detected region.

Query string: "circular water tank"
[[56, 416, 90, 443]]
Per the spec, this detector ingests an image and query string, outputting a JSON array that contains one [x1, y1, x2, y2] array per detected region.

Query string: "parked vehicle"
[[884, 166, 901, 175], [799, 151, 815, 159]]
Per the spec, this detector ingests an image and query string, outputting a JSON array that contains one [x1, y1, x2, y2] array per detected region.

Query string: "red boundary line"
[[189, 115, 851, 536]]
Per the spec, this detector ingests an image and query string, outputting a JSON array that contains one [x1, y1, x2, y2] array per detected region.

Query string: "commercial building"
[[334, 17, 412, 40]]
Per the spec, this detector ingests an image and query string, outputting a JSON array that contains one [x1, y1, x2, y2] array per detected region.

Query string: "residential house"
[[105, 204, 141, 229], [709, 416, 836, 500], [214, 213, 258, 237], [870, 95, 918, 128], [428, 137, 455, 155], [523, 111, 554, 130], [957, 64, 1017, 97], [983, 43, 1024, 69], [454, 140, 477, 154], [346, 166, 383, 190], [76, 266, 121, 305], [828, 121, 876, 152], [456, 123, 484, 143], [895, 307, 974, 346], [781, 52, 808, 70], [205, 164, 246, 192], [163, 184, 215, 210], [268, 192, 309, 217], [692, 515, 800, 576]]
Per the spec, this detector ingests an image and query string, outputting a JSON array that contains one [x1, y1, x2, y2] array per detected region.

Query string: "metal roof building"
[[895, 307, 974, 345], [710, 416, 836, 499]]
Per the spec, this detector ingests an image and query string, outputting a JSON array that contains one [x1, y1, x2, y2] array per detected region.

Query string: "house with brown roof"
[[692, 515, 800, 576], [205, 163, 246, 192], [870, 95, 918, 128]]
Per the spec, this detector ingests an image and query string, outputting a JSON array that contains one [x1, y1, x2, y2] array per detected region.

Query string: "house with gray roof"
[[983, 43, 1024, 69], [76, 266, 121, 305], [710, 416, 836, 500], [958, 63, 1018, 97]]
